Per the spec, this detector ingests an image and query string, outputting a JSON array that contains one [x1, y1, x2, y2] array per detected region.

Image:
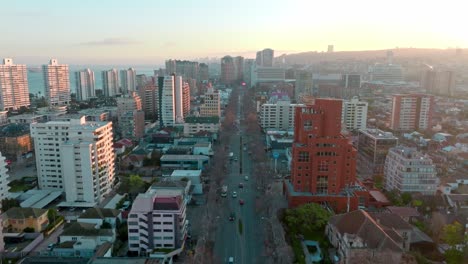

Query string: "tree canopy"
[[284, 203, 332, 235]]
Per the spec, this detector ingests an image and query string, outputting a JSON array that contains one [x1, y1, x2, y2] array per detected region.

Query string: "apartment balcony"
[[139, 235, 149, 244], [139, 225, 148, 231]]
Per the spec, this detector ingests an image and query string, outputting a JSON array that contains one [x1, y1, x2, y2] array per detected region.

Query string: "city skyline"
[[1, 0, 467, 64]]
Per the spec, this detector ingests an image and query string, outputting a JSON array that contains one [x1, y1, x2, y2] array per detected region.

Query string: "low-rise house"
[[77, 208, 122, 228], [170, 170, 203, 194], [192, 142, 213, 156], [386, 206, 421, 223], [326, 210, 412, 264], [160, 155, 209, 176], [60, 222, 115, 249], [1, 207, 48, 232]]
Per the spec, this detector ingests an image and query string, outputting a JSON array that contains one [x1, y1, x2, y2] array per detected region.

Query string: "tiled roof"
[[386, 206, 420, 218], [329, 210, 404, 252], [2, 207, 48, 219], [79, 208, 120, 219], [61, 222, 113, 237]]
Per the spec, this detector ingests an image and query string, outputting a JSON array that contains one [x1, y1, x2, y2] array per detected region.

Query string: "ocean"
[[27, 65, 159, 95]]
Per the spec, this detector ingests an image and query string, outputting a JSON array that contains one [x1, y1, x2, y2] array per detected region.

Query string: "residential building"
[[160, 155, 209, 176], [295, 71, 313, 102], [43, 59, 70, 106], [384, 146, 439, 195], [77, 208, 122, 228], [182, 116, 220, 136], [341, 74, 361, 98], [170, 170, 202, 194], [0, 58, 30, 110], [369, 63, 403, 82], [199, 88, 220, 117], [30, 117, 115, 204], [390, 94, 434, 131], [251, 66, 285, 86], [0, 111, 7, 126], [0, 123, 33, 161], [234, 56, 244, 81], [157, 75, 189, 127], [8, 114, 45, 124], [221, 56, 236, 85], [341, 97, 368, 131], [244, 59, 255, 87], [421, 69, 455, 97], [327, 45, 334, 53], [357, 129, 398, 180], [326, 210, 411, 264], [102, 69, 119, 97], [256, 48, 274, 67], [60, 222, 115, 249], [165, 60, 199, 80], [138, 84, 158, 119], [259, 97, 304, 131], [117, 92, 144, 140], [128, 183, 189, 255], [120, 68, 137, 94], [285, 97, 368, 212], [75, 69, 95, 101], [0, 152, 10, 202], [1, 207, 49, 232], [198, 63, 209, 81]]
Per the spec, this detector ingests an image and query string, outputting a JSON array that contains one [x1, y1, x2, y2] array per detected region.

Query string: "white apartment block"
[[259, 99, 303, 131], [43, 59, 71, 106], [384, 146, 439, 195], [30, 117, 115, 204], [75, 69, 95, 101], [199, 88, 220, 117], [158, 76, 176, 127], [102, 69, 119, 97], [0, 152, 10, 202], [128, 189, 188, 255], [120, 68, 137, 94], [342, 97, 368, 131], [0, 58, 30, 111]]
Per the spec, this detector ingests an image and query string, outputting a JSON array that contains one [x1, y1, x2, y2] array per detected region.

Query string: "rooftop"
[[78, 208, 121, 219], [359, 128, 398, 140], [386, 206, 420, 218], [61, 222, 113, 237], [161, 154, 209, 161], [171, 170, 202, 177], [2, 207, 48, 219], [185, 116, 219, 124]]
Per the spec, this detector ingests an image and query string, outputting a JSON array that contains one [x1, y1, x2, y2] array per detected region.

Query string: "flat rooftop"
[[161, 154, 209, 161], [359, 128, 398, 140]]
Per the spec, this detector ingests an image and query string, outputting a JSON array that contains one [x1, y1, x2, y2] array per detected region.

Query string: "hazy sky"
[[1, 0, 466, 65]]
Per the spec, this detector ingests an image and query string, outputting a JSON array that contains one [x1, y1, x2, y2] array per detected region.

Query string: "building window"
[[317, 176, 328, 194], [318, 161, 329, 172], [303, 120, 313, 131], [298, 151, 310, 162]]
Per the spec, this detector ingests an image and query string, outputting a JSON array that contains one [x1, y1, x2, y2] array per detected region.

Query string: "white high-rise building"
[[342, 97, 368, 131], [75, 69, 95, 101], [120, 68, 137, 94], [157, 75, 189, 126], [259, 97, 304, 131], [0, 152, 10, 203], [0, 58, 30, 110], [43, 59, 71, 106], [200, 88, 220, 117], [31, 117, 115, 204], [102, 69, 119, 97], [384, 146, 439, 195]]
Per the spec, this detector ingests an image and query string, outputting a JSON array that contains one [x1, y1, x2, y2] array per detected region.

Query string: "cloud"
[[79, 38, 141, 46]]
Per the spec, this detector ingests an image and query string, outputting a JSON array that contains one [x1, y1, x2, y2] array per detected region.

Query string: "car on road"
[[47, 243, 55, 250], [232, 191, 237, 198], [238, 183, 243, 188], [244, 175, 249, 181], [239, 199, 244, 205], [228, 256, 234, 263], [234, 158, 238, 162], [243, 147, 247, 151], [229, 213, 235, 221]]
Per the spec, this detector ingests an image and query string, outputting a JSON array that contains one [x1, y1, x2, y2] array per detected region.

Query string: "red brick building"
[[285, 97, 370, 212]]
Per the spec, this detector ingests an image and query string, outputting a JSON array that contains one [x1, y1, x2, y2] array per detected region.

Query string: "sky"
[[1, 0, 467, 65]]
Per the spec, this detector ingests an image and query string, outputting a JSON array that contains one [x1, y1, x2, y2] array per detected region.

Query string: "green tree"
[[444, 248, 464, 264], [23, 227, 35, 233], [1, 198, 20, 211], [285, 203, 332, 234], [442, 222, 464, 246], [401, 193, 412, 205], [47, 209, 58, 223], [129, 174, 144, 192]]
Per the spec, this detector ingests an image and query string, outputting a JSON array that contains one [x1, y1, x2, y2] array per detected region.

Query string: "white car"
[[232, 191, 237, 198], [244, 175, 249, 181], [228, 257, 234, 263]]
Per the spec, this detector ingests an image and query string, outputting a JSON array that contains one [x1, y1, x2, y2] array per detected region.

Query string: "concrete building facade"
[[390, 94, 434, 131], [120, 68, 137, 94], [0, 58, 30, 111], [43, 59, 71, 106], [342, 97, 368, 131], [259, 98, 303, 131], [31, 117, 115, 204], [384, 146, 439, 195], [102, 69, 119, 97], [75, 69, 95, 101]]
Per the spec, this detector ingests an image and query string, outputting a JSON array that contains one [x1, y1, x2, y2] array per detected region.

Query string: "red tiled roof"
[[386, 206, 420, 218]]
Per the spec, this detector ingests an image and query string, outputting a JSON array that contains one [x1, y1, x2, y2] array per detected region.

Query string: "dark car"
[[229, 212, 235, 221], [239, 199, 245, 205], [238, 183, 243, 188]]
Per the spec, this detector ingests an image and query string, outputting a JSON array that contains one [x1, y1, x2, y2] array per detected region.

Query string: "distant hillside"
[[279, 48, 466, 65]]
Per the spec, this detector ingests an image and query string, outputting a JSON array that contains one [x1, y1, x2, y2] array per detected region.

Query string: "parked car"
[[238, 183, 243, 188], [232, 191, 237, 198], [229, 213, 235, 221], [244, 175, 249, 181], [239, 199, 245, 205]]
